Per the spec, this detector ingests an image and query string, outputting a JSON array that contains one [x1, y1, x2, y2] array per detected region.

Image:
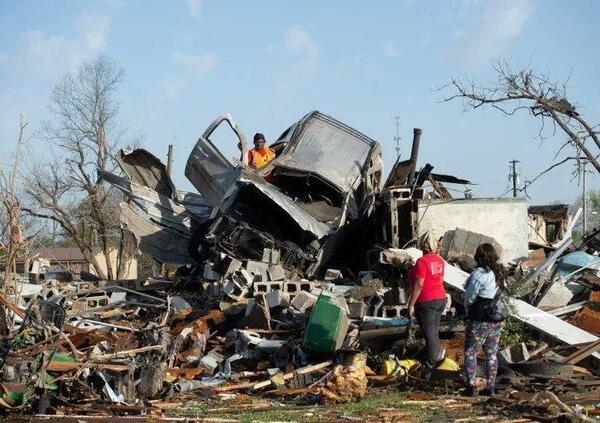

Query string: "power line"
[[394, 115, 401, 160]]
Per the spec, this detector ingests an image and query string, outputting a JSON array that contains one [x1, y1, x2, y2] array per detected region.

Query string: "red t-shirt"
[[409, 253, 446, 303]]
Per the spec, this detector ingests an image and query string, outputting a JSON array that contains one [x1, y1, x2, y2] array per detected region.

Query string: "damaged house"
[[528, 204, 572, 249]]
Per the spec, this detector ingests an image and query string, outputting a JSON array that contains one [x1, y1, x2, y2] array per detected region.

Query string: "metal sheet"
[[121, 202, 195, 264], [241, 177, 333, 239], [274, 112, 377, 193], [117, 149, 176, 199]]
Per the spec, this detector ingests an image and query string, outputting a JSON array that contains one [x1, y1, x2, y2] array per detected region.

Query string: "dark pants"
[[415, 298, 447, 367]]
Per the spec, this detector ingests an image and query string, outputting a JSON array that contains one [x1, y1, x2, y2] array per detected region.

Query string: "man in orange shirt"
[[248, 133, 275, 169]]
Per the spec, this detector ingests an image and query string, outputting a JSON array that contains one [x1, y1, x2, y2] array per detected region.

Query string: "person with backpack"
[[462, 243, 509, 397]]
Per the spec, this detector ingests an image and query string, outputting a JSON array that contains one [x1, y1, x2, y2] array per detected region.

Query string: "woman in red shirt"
[[408, 230, 447, 375]]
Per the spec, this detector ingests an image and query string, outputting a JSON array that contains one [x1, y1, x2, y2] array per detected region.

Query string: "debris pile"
[[1, 110, 599, 421]]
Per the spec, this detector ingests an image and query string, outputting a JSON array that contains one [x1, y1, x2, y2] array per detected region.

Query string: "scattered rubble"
[[1, 110, 599, 421]]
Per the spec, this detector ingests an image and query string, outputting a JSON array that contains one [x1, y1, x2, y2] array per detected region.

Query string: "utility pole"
[[167, 144, 174, 177], [509, 160, 520, 197], [394, 115, 401, 159], [160, 143, 175, 277], [582, 160, 587, 235]]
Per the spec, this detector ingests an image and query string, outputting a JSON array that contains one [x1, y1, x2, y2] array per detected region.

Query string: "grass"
[[166, 389, 440, 422]]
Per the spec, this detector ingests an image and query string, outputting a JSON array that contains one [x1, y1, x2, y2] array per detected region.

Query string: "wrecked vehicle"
[[104, 111, 383, 276]]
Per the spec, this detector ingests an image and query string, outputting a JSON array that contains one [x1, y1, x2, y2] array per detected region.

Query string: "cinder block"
[[200, 349, 225, 375], [266, 290, 290, 309], [382, 306, 404, 319], [261, 248, 281, 265], [254, 281, 284, 294], [367, 293, 384, 317], [284, 281, 311, 297], [246, 260, 269, 282], [324, 269, 343, 281], [347, 301, 367, 319], [224, 258, 242, 277], [268, 264, 286, 281], [223, 280, 248, 301], [290, 291, 317, 313], [498, 343, 530, 366], [203, 262, 221, 281]]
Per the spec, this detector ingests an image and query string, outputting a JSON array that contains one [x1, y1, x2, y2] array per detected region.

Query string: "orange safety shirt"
[[248, 147, 275, 169]]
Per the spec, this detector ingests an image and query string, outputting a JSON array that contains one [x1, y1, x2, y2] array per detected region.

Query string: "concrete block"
[[224, 258, 242, 277], [324, 269, 343, 281], [367, 293, 384, 317], [382, 306, 404, 319], [347, 301, 367, 319], [223, 280, 248, 301], [254, 281, 284, 294], [246, 260, 269, 282], [268, 264, 286, 281], [537, 280, 574, 310], [223, 271, 253, 301], [261, 248, 280, 264], [284, 281, 312, 297], [266, 289, 290, 309], [203, 262, 221, 281], [109, 291, 127, 304], [498, 343, 530, 366], [200, 349, 225, 375], [290, 291, 317, 313]]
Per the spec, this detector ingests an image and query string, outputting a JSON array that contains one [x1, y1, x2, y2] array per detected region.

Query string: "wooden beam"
[[562, 339, 600, 365]]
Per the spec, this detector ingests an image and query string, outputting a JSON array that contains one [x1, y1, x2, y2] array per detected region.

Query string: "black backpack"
[[468, 281, 510, 323]]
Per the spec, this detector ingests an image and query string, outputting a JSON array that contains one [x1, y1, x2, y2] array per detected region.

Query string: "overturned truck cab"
[[104, 111, 383, 276]]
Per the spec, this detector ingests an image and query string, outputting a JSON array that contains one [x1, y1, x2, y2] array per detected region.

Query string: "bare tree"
[[1, 115, 29, 289], [441, 61, 600, 175], [24, 56, 136, 280]]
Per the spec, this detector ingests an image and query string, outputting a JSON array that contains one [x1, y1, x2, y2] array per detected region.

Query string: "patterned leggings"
[[464, 320, 503, 389]]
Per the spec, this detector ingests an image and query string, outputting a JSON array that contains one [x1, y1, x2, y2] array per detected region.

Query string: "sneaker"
[[480, 387, 495, 397], [462, 386, 478, 397]]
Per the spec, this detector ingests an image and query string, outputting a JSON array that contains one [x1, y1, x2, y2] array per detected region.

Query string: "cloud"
[[9, 13, 111, 76], [187, 0, 202, 17], [383, 41, 400, 58], [157, 77, 185, 101], [78, 13, 110, 52], [283, 25, 319, 74], [453, 0, 532, 66], [172, 51, 218, 77]]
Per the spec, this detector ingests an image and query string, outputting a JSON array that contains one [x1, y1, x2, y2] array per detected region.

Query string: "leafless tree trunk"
[[1, 115, 28, 289], [24, 56, 136, 280], [440, 61, 600, 176], [0, 116, 29, 335]]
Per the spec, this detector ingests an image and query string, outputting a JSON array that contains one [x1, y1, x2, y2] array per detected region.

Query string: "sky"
[[1, 0, 599, 205]]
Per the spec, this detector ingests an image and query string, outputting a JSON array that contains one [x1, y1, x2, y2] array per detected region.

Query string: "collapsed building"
[[0, 111, 599, 419]]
